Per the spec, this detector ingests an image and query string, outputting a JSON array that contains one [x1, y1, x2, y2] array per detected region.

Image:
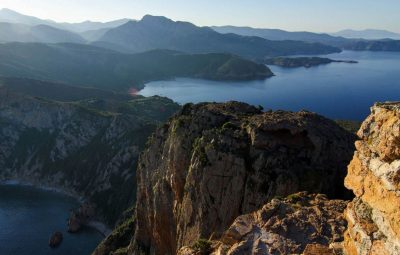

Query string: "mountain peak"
[[141, 15, 173, 24], [0, 8, 18, 13]]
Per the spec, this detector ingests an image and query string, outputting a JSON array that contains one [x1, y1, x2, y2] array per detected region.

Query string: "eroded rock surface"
[[343, 102, 400, 255], [178, 192, 348, 255], [128, 102, 355, 255]]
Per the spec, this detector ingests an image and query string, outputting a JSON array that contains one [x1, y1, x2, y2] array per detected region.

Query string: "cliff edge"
[[120, 102, 355, 255], [343, 102, 400, 255]]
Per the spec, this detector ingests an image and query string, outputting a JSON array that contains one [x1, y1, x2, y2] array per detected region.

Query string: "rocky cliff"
[[178, 192, 348, 255], [116, 102, 355, 255], [0, 86, 179, 225], [343, 102, 400, 255]]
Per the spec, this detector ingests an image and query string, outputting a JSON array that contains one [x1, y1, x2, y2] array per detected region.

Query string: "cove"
[[139, 51, 400, 120], [0, 183, 103, 255]]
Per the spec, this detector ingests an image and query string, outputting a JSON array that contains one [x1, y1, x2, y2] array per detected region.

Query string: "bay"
[[139, 51, 400, 120]]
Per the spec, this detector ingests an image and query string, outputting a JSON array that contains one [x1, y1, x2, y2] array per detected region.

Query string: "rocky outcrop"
[[93, 209, 136, 255], [127, 102, 355, 255], [67, 203, 96, 233], [178, 192, 348, 255], [49, 232, 63, 248], [0, 87, 178, 225], [343, 102, 400, 255]]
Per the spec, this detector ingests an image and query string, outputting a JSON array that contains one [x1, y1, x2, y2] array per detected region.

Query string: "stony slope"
[[178, 192, 348, 255], [0, 85, 179, 225], [101, 102, 356, 255], [343, 102, 400, 255]]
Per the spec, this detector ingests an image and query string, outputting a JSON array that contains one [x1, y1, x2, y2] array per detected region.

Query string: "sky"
[[1, 0, 400, 33]]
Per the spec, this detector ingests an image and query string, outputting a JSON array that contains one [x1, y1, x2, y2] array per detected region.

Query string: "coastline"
[[87, 221, 112, 237], [0, 179, 111, 237]]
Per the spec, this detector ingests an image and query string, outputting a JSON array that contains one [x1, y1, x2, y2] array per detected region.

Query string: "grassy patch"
[[191, 239, 212, 255]]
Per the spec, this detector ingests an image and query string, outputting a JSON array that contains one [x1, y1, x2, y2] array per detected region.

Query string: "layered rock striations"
[[343, 102, 400, 255], [125, 102, 355, 255]]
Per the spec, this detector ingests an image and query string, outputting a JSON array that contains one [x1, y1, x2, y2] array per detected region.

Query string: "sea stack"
[[49, 231, 63, 248]]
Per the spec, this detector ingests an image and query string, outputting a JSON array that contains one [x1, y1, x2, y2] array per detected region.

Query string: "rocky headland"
[[94, 101, 400, 255], [92, 101, 356, 255]]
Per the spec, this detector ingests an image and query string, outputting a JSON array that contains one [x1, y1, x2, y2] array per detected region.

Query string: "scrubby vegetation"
[[263, 57, 357, 68], [0, 43, 272, 92], [93, 208, 136, 255], [191, 239, 212, 255], [335, 119, 362, 133]]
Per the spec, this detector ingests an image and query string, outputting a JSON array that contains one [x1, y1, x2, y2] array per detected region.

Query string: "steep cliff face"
[[127, 102, 355, 255], [178, 192, 348, 255], [0, 87, 178, 224], [343, 102, 400, 255]]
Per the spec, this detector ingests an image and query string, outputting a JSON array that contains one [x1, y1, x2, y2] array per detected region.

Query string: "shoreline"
[[87, 221, 112, 237], [0, 179, 111, 237]]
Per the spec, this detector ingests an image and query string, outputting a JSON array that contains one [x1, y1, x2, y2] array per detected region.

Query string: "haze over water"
[[140, 51, 400, 120]]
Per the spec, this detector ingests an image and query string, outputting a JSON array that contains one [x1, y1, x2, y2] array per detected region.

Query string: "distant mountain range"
[[332, 29, 400, 40], [212, 26, 347, 45], [0, 8, 400, 59], [94, 15, 340, 58], [212, 26, 400, 51], [0, 9, 341, 58], [0, 22, 85, 43], [0, 8, 131, 33]]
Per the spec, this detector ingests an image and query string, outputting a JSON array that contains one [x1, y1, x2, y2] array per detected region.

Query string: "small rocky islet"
[[263, 56, 358, 68], [48, 232, 63, 248]]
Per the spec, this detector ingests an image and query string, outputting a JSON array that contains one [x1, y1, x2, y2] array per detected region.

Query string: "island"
[[262, 57, 358, 68]]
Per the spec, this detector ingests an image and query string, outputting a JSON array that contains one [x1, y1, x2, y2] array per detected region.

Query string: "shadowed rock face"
[[0, 88, 172, 225], [343, 102, 400, 255], [128, 102, 355, 255], [178, 192, 348, 255]]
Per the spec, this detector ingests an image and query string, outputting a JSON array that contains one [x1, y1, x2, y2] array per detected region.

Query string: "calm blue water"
[[0, 184, 103, 255], [140, 51, 400, 120]]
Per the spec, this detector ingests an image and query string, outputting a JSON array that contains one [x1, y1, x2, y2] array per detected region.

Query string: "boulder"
[[68, 213, 82, 233], [49, 231, 63, 248]]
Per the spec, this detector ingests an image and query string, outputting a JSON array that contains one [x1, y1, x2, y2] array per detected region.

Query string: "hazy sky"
[[1, 0, 400, 33]]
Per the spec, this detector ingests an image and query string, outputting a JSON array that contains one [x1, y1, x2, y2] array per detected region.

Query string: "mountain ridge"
[[212, 25, 400, 51], [0, 8, 132, 33], [0, 22, 86, 43], [95, 15, 340, 58], [0, 42, 272, 91], [332, 29, 400, 40]]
